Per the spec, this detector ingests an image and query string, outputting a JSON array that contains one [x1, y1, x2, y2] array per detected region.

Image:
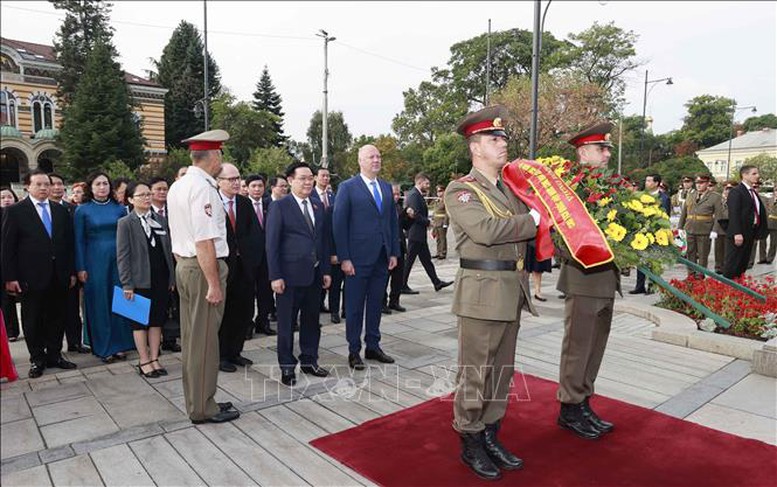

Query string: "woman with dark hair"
[[74, 172, 134, 362], [0, 186, 20, 341], [116, 182, 175, 378]]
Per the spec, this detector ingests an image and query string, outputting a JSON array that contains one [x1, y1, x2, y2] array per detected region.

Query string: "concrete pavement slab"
[[90, 444, 154, 486], [686, 402, 777, 446], [0, 464, 51, 487], [711, 373, 777, 419], [1, 419, 44, 459], [47, 454, 102, 487], [128, 436, 204, 486]]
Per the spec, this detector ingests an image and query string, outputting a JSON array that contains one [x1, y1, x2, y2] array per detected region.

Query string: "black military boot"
[[460, 432, 502, 481], [557, 402, 601, 440], [483, 422, 523, 470], [582, 397, 614, 434]]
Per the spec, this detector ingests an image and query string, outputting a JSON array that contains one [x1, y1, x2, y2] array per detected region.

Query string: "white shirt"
[[360, 173, 382, 201], [167, 165, 229, 258], [291, 193, 315, 227]]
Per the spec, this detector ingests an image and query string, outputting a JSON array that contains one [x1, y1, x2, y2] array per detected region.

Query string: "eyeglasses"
[[218, 176, 240, 183], [132, 193, 152, 198]]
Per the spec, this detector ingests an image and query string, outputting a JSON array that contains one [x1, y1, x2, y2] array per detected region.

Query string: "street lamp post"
[[528, 0, 553, 159], [202, 0, 210, 131], [316, 30, 336, 169], [639, 70, 673, 164], [725, 104, 757, 180]]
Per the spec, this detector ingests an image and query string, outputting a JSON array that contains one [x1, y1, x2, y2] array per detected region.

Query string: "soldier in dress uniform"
[[678, 174, 724, 276], [167, 129, 239, 424], [671, 176, 696, 217], [556, 122, 619, 441], [445, 105, 540, 480], [766, 186, 777, 264], [431, 185, 449, 259], [712, 182, 733, 274]]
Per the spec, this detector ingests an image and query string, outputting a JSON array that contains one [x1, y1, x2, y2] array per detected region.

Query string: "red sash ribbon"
[[502, 159, 614, 269]]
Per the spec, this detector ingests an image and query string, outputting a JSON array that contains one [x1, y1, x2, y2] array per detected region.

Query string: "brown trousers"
[[714, 235, 727, 272], [453, 295, 524, 433], [176, 257, 228, 421], [433, 226, 448, 258], [686, 234, 711, 273], [557, 295, 613, 404]]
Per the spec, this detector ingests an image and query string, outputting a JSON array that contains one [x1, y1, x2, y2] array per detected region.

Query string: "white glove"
[[710, 231, 718, 240], [678, 229, 686, 239], [529, 209, 541, 226]]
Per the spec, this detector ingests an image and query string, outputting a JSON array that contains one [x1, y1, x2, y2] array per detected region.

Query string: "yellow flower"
[[647, 233, 655, 244], [607, 209, 617, 222], [640, 194, 656, 204], [630, 233, 650, 251], [626, 199, 644, 212], [605, 223, 627, 242], [642, 206, 658, 217], [655, 229, 670, 246], [597, 197, 612, 207], [660, 211, 670, 220]]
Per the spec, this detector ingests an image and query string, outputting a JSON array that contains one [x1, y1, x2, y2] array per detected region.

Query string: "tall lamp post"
[[639, 70, 673, 164], [202, 0, 210, 130], [528, 0, 552, 159], [726, 104, 757, 180], [316, 30, 336, 169]]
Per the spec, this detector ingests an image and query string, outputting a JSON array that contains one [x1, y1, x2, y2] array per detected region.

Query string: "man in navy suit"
[[311, 167, 342, 322], [266, 161, 332, 386], [2, 170, 77, 378], [333, 145, 400, 370]]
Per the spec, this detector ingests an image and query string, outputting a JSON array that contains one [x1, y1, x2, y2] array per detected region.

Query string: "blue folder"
[[111, 286, 150, 326]]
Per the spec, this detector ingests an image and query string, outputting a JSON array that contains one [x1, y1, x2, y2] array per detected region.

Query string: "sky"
[[1, 1, 775, 145]]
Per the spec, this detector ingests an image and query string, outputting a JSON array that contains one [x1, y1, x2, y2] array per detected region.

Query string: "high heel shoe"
[[534, 294, 547, 302], [137, 361, 160, 378], [151, 359, 168, 376]]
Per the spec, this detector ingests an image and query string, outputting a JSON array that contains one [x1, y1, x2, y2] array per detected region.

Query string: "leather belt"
[[687, 215, 713, 221], [460, 258, 523, 271]]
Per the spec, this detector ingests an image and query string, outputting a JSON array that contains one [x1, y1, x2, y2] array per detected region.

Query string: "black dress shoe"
[[348, 353, 365, 370], [280, 372, 297, 386], [230, 356, 254, 367], [67, 344, 91, 354], [47, 358, 77, 370], [245, 329, 254, 340], [757, 260, 769, 264], [381, 305, 392, 315], [301, 365, 330, 377], [400, 287, 419, 295], [162, 342, 182, 352], [460, 432, 501, 481], [269, 313, 278, 322], [330, 313, 341, 324], [484, 422, 523, 470], [582, 397, 614, 433], [365, 349, 395, 364], [256, 324, 277, 336], [628, 288, 646, 295], [219, 361, 237, 373], [218, 401, 234, 412], [557, 403, 601, 440], [434, 280, 453, 292], [191, 409, 240, 424], [28, 363, 45, 379], [389, 302, 406, 312]]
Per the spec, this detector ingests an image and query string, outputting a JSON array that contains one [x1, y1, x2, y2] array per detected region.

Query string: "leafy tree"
[[306, 110, 352, 175], [742, 114, 777, 133], [245, 146, 294, 178], [152, 21, 222, 149], [421, 133, 471, 185], [211, 93, 279, 169], [59, 40, 145, 179], [251, 65, 286, 147], [639, 156, 709, 194], [287, 139, 315, 165], [103, 159, 134, 181], [138, 147, 190, 181], [342, 135, 410, 183], [678, 95, 736, 149], [51, 0, 115, 106], [745, 153, 777, 184], [392, 80, 469, 149], [564, 21, 641, 108]]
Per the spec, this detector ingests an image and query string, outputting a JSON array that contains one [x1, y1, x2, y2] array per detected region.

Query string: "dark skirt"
[[129, 237, 170, 331], [526, 243, 552, 274]]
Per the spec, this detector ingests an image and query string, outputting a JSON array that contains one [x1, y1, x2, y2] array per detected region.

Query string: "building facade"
[[0, 37, 167, 184], [696, 128, 777, 182]]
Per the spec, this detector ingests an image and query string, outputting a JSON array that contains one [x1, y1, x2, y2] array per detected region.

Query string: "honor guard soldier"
[[445, 105, 540, 480], [678, 174, 724, 276], [671, 176, 696, 217], [556, 122, 619, 441], [167, 129, 239, 424], [431, 185, 450, 259]]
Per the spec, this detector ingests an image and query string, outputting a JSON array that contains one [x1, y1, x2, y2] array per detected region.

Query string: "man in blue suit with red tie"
[[333, 145, 400, 369], [266, 161, 332, 386]]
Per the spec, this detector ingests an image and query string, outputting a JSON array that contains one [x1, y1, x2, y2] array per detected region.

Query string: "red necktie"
[[750, 189, 760, 226], [158, 207, 165, 218], [322, 191, 329, 208], [254, 201, 263, 228], [227, 200, 236, 230]]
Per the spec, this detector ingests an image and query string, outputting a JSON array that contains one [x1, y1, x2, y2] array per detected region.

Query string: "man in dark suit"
[[312, 167, 340, 319], [267, 161, 332, 386], [2, 170, 77, 378], [333, 145, 400, 370], [245, 174, 276, 336], [724, 165, 768, 279], [402, 173, 453, 294], [385, 183, 411, 312], [216, 164, 261, 372], [631, 173, 672, 294]]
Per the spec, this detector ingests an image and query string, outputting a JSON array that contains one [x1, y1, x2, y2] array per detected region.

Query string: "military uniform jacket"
[[556, 242, 620, 298], [768, 197, 777, 231], [679, 190, 723, 235], [431, 199, 449, 228], [444, 168, 537, 322], [671, 188, 696, 213], [712, 197, 729, 235]]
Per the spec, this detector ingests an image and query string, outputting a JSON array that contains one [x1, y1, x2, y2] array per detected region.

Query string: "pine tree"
[[60, 40, 145, 178], [51, 0, 116, 106], [251, 65, 286, 147], [153, 21, 222, 149]]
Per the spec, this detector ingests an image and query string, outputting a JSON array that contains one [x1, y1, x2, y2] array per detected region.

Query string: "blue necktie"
[[371, 181, 382, 213], [38, 202, 52, 237]]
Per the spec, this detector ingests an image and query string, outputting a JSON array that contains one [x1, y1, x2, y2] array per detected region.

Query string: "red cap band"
[[572, 134, 608, 147], [187, 141, 223, 151], [464, 119, 500, 137]]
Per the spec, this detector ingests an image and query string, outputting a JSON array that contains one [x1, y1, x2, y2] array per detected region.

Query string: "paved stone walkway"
[[1, 248, 775, 486]]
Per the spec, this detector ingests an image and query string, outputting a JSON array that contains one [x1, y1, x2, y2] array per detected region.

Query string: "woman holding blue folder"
[[117, 182, 175, 378]]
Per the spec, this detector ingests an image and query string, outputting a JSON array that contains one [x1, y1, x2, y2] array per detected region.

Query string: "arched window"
[[31, 94, 55, 133], [0, 90, 17, 128]]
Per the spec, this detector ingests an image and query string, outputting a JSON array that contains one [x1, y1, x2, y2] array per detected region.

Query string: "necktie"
[[38, 202, 52, 238], [227, 200, 236, 230], [254, 201, 263, 228], [302, 200, 314, 233], [371, 181, 382, 213], [750, 188, 761, 226], [141, 214, 156, 247], [158, 207, 165, 218], [322, 191, 330, 208]]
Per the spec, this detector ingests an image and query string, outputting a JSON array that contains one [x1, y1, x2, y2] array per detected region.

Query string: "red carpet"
[[310, 374, 777, 487]]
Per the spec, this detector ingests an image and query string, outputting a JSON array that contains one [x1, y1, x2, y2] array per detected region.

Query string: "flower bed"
[[657, 275, 777, 341]]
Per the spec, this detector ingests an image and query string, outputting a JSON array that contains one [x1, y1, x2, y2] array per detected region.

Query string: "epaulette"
[[456, 175, 476, 183]]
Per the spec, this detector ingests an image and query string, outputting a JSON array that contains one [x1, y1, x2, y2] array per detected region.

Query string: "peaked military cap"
[[182, 129, 230, 151], [567, 122, 614, 148], [456, 105, 510, 139]]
